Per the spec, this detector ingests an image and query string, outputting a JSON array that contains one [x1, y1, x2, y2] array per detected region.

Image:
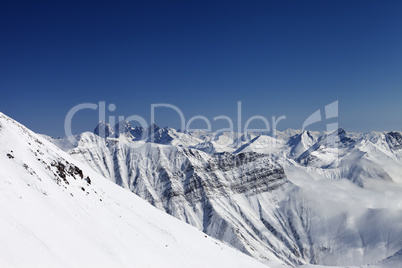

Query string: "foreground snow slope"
[[0, 112, 268, 268]]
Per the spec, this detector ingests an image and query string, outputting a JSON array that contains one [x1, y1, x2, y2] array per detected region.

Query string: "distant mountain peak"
[[336, 127, 346, 136], [94, 121, 113, 138], [146, 123, 160, 136], [149, 122, 159, 130], [114, 120, 133, 135], [386, 131, 402, 150]]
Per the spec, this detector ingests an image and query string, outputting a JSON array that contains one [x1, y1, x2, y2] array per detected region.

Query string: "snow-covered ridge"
[[0, 112, 268, 268]]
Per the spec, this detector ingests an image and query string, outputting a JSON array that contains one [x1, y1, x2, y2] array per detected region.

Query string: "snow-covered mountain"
[[46, 121, 402, 267], [0, 112, 268, 268]]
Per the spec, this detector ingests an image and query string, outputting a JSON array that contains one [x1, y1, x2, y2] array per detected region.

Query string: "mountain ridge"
[[0, 112, 268, 268], [44, 120, 402, 266]]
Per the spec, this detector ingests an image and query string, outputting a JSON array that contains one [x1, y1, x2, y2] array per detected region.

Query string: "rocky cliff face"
[[386, 131, 402, 151], [66, 139, 296, 264]]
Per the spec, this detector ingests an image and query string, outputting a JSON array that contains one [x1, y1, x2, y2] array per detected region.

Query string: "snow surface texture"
[[48, 120, 402, 267], [0, 113, 268, 268]]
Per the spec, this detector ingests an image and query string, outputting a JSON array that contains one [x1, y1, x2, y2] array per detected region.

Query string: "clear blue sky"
[[1, 0, 401, 137]]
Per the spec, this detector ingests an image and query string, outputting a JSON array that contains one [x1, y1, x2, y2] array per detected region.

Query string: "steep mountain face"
[[114, 120, 133, 136], [287, 131, 320, 158], [0, 113, 267, 268], [59, 137, 294, 265], [385, 131, 402, 151], [93, 121, 113, 138], [50, 122, 402, 267]]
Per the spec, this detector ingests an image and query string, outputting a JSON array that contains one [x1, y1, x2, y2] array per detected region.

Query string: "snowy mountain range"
[[47, 120, 402, 267], [0, 112, 266, 268], [1, 113, 402, 267]]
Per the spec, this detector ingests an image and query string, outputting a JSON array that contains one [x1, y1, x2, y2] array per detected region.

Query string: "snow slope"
[[0, 112, 268, 268]]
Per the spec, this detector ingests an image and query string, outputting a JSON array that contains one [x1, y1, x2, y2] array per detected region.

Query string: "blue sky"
[[1, 0, 401, 137]]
